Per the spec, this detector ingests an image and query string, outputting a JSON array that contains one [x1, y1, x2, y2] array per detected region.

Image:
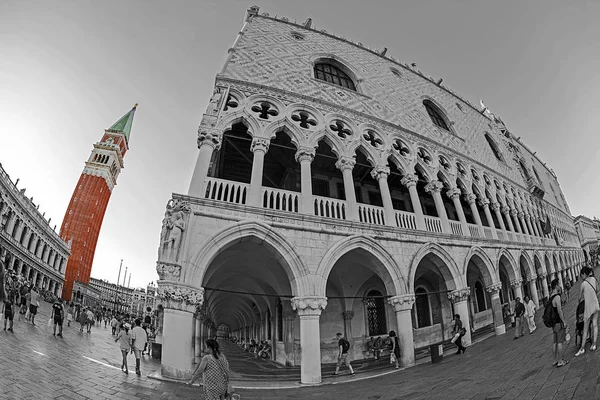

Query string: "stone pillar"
[[335, 157, 358, 221], [195, 313, 203, 364], [55, 283, 62, 297], [528, 278, 539, 308], [510, 209, 522, 236], [342, 310, 354, 340], [529, 215, 541, 237], [248, 138, 270, 207], [486, 283, 506, 336], [291, 296, 327, 385], [491, 202, 506, 232], [518, 212, 531, 242], [448, 289, 472, 346], [157, 283, 204, 380], [22, 229, 31, 247], [424, 180, 451, 234], [502, 206, 515, 233], [388, 295, 416, 368], [371, 166, 395, 227], [284, 315, 295, 366], [557, 270, 564, 288], [511, 279, 524, 301], [539, 275, 549, 304], [188, 129, 222, 198], [401, 174, 425, 230], [480, 198, 498, 239], [295, 147, 316, 215], [466, 194, 485, 237], [5, 212, 16, 234], [447, 188, 470, 236], [524, 214, 535, 238]]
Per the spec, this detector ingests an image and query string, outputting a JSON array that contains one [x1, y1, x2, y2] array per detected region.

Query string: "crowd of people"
[[231, 336, 272, 359]]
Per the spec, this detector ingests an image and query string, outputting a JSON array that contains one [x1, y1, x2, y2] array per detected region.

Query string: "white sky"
[[1, 0, 599, 288]]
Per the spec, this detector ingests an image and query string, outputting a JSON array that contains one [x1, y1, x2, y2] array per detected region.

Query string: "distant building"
[[0, 163, 70, 297], [574, 215, 600, 262], [129, 282, 157, 317], [60, 105, 138, 301], [89, 276, 133, 314], [71, 280, 102, 308]]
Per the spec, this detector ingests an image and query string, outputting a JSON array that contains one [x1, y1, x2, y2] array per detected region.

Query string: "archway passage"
[[322, 248, 397, 365], [466, 255, 495, 335], [202, 239, 299, 376], [498, 254, 517, 323]]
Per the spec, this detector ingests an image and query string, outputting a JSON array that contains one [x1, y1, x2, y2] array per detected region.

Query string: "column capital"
[[446, 188, 462, 200], [400, 174, 419, 188], [510, 279, 523, 288], [485, 282, 503, 295], [156, 261, 182, 281], [424, 180, 444, 194], [517, 211, 525, 219], [370, 165, 390, 181], [501, 205, 510, 215], [291, 296, 327, 317], [527, 275, 538, 283], [447, 288, 470, 303], [295, 146, 316, 163], [251, 138, 270, 153], [509, 209, 518, 217], [388, 294, 415, 311], [478, 198, 491, 208], [157, 282, 204, 313], [342, 310, 354, 320], [538, 274, 547, 279], [335, 156, 356, 172], [490, 202, 501, 212], [465, 193, 477, 205], [197, 129, 222, 150]]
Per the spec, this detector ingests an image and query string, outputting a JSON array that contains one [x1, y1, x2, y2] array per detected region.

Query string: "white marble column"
[[157, 283, 204, 380], [447, 188, 470, 237], [291, 296, 327, 385], [248, 138, 270, 207], [480, 198, 498, 239], [502, 206, 516, 233], [539, 274, 550, 304], [425, 180, 451, 234], [510, 209, 523, 237], [188, 130, 222, 198], [466, 194, 485, 237], [388, 295, 416, 367], [371, 166, 396, 227], [486, 283, 506, 336], [511, 280, 524, 301], [335, 157, 358, 221], [528, 278, 539, 308], [401, 174, 425, 230], [448, 289, 472, 346], [342, 310, 354, 341], [295, 147, 316, 215], [518, 212, 531, 243]]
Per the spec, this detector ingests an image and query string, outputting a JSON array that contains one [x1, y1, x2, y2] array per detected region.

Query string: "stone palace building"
[[0, 164, 69, 297], [154, 6, 585, 384]]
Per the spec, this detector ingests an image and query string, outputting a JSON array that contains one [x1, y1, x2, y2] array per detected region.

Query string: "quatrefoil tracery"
[[417, 148, 432, 165], [329, 120, 352, 139], [251, 102, 279, 120], [291, 111, 317, 130], [223, 95, 239, 112], [363, 130, 383, 148], [439, 155, 451, 171], [392, 139, 410, 157]]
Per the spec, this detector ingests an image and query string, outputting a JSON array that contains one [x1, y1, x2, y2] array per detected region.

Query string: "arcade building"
[[154, 7, 585, 384]]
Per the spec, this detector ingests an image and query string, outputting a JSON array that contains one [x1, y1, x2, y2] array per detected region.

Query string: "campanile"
[[60, 105, 137, 300]]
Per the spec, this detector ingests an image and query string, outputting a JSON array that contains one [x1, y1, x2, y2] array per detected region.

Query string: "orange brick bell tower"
[[60, 105, 137, 301]]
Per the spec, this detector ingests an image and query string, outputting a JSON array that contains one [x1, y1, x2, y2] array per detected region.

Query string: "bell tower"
[[60, 104, 137, 301]]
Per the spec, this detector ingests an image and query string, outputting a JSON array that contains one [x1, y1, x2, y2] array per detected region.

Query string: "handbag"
[[450, 332, 460, 344], [390, 353, 396, 364], [460, 327, 467, 337], [47, 318, 53, 327]]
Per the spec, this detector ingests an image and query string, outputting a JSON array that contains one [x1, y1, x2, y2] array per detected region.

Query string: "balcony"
[[526, 177, 545, 199], [202, 177, 550, 247]]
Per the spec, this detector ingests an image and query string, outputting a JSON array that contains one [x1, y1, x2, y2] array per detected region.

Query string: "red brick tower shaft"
[[60, 105, 137, 301]]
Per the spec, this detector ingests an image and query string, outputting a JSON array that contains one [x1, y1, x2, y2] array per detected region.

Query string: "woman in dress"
[[388, 331, 400, 369], [575, 266, 599, 356], [188, 339, 231, 400]]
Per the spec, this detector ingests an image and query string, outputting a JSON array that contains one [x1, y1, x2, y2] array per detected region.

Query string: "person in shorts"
[[29, 288, 39, 326], [333, 332, 354, 376], [131, 318, 148, 376], [3, 297, 14, 332], [550, 279, 569, 367], [51, 298, 64, 337]]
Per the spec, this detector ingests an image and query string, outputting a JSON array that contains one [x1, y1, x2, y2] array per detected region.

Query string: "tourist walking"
[[51, 298, 64, 337], [524, 295, 537, 334], [85, 308, 94, 333], [79, 307, 88, 332], [29, 288, 39, 326], [131, 319, 148, 376], [333, 332, 354, 375], [66, 303, 74, 327], [187, 339, 234, 400], [388, 331, 400, 369], [111, 315, 119, 335], [514, 297, 526, 339], [575, 266, 599, 356], [451, 314, 466, 354], [115, 323, 132, 374], [2, 294, 14, 332], [548, 279, 569, 367]]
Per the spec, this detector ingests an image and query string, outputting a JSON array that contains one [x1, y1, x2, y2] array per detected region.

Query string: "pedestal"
[[486, 284, 506, 336], [291, 296, 327, 384], [389, 295, 416, 368]]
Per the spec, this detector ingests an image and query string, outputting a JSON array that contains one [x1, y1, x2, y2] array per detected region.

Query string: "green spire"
[[108, 104, 138, 143]]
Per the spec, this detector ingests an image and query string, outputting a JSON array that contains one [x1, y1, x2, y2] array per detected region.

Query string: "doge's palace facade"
[[154, 7, 584, 384]]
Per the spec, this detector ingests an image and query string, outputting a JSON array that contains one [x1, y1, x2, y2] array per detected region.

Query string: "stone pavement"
[[2, 278, 600, 400]]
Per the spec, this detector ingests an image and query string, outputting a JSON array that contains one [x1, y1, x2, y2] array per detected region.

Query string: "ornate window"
[[423, 100, 450, 131], [484, 133, 504, 161], [314, 62, 356, 91], [365, 290, 387, 336], [414, 287, 432, 328]]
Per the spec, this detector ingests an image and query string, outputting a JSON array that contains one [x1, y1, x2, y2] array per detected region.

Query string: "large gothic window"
[[414, 287, 432, 328], [423, 100, 450, 131], [365, 290, 387, 336], [484, 133, 504, 161], [314, 62, 356, 91]]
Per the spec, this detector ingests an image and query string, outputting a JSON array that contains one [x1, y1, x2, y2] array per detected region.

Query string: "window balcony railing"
[[202, 177, 560, 247]]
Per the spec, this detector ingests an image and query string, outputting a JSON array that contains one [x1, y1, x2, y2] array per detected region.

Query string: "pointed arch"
[[463, 246, 499, 286], [217, 113, 262, 138], [387, 153, 410, 176], [262, 120, 305, 149], [497, 248, 518, 281], [408, 242, 463, 292], [519, 251, 535, 279], [533, 251, 547, 276], [186, 220, 310, 296], [307, 127, 347, 159], [315, 235, 405, 297]]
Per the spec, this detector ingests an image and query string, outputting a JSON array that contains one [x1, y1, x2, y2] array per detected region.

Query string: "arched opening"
[[498, 254, 516, 319], [322, 248, 396, 363], [262, 129, 300, 192], [456, 178, 474, 224], [412, 252, 458, 349], [313, 61, 357, 91], [438, 171, 459, 222], [534, 256, 546, 304], [415, 167, 437, 217], [466, 254, 494, 334], [472, 185, 489, 226], [352, 147, 379, 206], [423, 100, 450, 131], [519, 255, 532, 300], [311, 140, 346, 219], [387, 158, 412, 212]]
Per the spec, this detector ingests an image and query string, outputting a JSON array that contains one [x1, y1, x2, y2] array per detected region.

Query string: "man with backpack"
[[544, 279, 569, 367], [333, 332, 354, 376], [514, 297, 526, 339]]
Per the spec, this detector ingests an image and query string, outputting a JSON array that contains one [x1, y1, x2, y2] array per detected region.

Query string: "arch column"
[[491, 202, 506, 232], [528, 277, 539, 308], [371, 166, 396, 227], [342, 310, 354, 341], [510, 209, 523, 239], [335, 157, 358, 221], [388, 295, 415, 367], [156, 283, 204, 380], [248, 138, 270, 207], [480, 198, 498, 239], [295, 147, 316, 215], [486, 283, 506, 336], [525, 214, 536, 241], [518, 212, 531, 243], [502, 206, 516, 234], [447, 188, 470, 237], [291, 296, 327, 384], [448, 289, 472, 346], [188, 130, 222, 198], [401, 174, 425, 230], [425, 180, 451, 234], [466, 194, 485, 237], [511, 279, 524, 301], [539, 274, 549, 305]]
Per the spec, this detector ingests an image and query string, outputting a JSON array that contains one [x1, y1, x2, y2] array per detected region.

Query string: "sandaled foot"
[[590, 345, 597, 351], [575, 349, 585, 357], [552, 361, 558, 367], [557, 360, 569, 367]]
